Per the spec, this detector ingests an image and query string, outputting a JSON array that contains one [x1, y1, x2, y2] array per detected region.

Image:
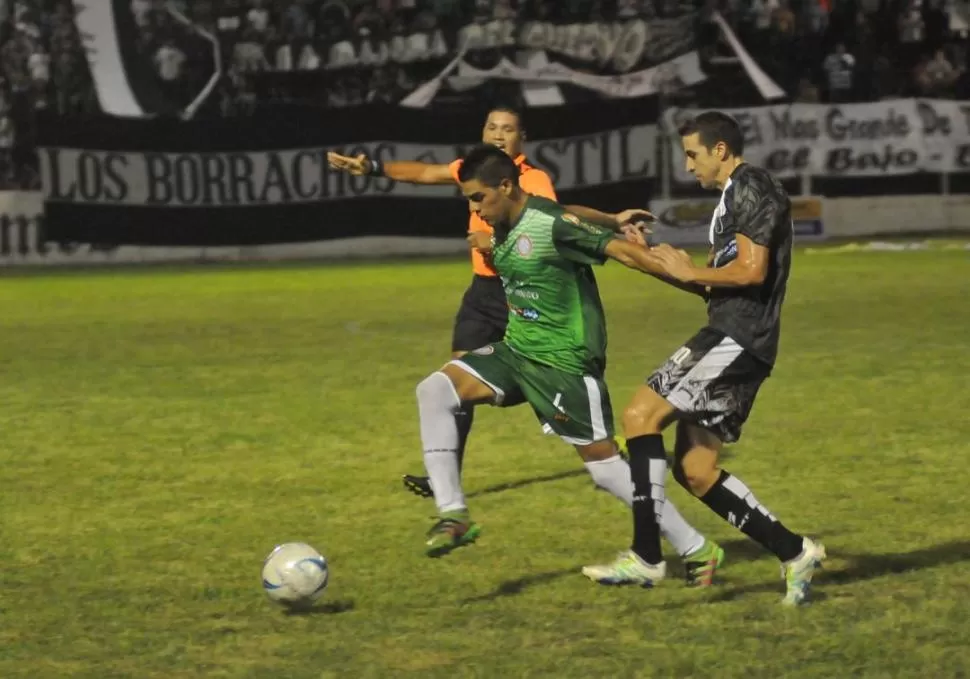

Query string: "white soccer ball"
[[261, 542, 329, 608]]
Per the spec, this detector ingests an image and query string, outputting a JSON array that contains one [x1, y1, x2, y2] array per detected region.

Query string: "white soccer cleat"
[[582, 550, 667, 587], [782, 538, 827, 606]]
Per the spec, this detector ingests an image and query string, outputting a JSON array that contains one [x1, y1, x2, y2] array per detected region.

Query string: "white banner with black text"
[[665, 99, 970, 181], [35, 103, 659, 246], [40, 126, 656, 208]]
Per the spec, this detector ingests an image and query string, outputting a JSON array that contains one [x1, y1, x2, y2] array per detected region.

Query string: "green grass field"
[[2, 246, 969, 678]]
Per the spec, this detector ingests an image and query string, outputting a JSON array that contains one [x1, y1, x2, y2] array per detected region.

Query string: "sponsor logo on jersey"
[[510, 304, 540, 321], [471, 345, 495, 356], [713, 239, 738, 267], [515, 234, 533, 257], [511, 288, 539, 301], [563, 212, 603, 235]]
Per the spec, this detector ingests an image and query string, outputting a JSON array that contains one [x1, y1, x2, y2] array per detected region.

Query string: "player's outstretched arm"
[[326, 152, 454, 185], [603, 240, 708, 297], [562, 205, 654, 233], [551, 212, 699, 299]]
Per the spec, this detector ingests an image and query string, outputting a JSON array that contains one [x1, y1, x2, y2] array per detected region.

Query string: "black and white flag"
[[73, 0, 221, 118]]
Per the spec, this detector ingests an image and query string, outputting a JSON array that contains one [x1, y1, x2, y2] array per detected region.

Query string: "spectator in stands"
[[132, 0, 152, 29], [773, 0, 795, 35], [2, 30, 32, 95], [897, 0, 926, 69], [28, 37, 50, 112], [366, 65, 397, 103], [11, 0, 41, 39], [282, 0, 312, 40], [492, 0, 517, 21], [217, 0, 244, 38], [154, 36, 188, 89], [233, 24, 270, 71], [915, 46, 961, 96], [247, 0, 272, 37], [823, 42, 856, 102], [352, 2, 386, 39]]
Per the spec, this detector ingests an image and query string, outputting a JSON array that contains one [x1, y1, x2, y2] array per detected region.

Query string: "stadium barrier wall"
[[0, 190, 468, 266], [3, 190, 970, 267]]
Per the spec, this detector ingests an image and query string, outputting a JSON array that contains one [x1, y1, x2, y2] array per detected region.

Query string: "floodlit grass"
[[1, 246, 969, 678]]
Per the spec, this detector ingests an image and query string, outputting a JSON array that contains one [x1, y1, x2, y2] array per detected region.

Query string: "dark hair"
[[457, 144, 520, 187], [486, 105, 525, 133], [678, 111, 744, 157]]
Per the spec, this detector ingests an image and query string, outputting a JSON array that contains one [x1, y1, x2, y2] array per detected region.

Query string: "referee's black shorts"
[[451, 274, 508, 353]]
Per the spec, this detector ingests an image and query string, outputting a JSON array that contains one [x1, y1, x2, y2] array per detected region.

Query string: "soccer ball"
[[261, 542, 329, 608]]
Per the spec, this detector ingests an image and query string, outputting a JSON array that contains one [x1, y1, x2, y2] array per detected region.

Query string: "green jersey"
[[491, 195, 617, 376]]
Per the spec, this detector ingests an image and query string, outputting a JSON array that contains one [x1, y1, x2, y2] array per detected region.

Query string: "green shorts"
[[450, 342, 614, 446]]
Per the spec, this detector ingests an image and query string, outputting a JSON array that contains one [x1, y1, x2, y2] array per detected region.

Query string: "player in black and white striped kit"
[[583, 111, 826, 605]]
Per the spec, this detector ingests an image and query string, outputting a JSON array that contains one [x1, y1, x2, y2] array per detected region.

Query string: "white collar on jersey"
[[709, 176, 733, 245]]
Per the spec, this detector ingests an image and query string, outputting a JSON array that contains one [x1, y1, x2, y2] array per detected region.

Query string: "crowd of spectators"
[[1, 0, 968, 188]]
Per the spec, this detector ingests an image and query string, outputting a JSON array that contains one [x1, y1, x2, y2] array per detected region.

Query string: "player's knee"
[[621, 402, 662, 435], [415, 372, 460, 410], [675, 455, 720, 496], [621, 387, 675, 436]]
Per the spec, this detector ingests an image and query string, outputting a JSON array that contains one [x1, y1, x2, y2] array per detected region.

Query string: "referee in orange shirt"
[[327, 106, 650, 498]]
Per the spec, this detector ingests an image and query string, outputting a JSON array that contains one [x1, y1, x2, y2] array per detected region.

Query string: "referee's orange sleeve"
[[520, 168, 557, 201], [448, 159, 463, 183]]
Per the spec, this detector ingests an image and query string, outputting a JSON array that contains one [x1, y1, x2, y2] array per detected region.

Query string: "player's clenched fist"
[[327, 151, 371, 175], [466, 231, 493, 253]]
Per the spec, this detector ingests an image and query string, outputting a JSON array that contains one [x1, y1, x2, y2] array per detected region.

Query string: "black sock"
[[628, 434, 666, 565], [454, 406, 475, 473], [700, 470, 804, 562]]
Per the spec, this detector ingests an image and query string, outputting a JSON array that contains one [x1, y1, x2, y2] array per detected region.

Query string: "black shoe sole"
[[402, 475, 434, 498]]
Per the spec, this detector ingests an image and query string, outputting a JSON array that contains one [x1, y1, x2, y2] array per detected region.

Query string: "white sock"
[[585, 455, 635, 503], [585, 454, 705, 557], [423, 451, 463, 513], [661, 501, 706, 558], [416, 372, 466, 514]]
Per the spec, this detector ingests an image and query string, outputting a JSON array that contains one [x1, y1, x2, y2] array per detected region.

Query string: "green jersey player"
[[415, 144, 724, 582]]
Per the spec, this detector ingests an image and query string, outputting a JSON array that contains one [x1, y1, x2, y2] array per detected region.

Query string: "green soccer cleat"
[[782, 538, 827, 606], [683, 539, 725, 587], [425, 511, 481, 558], [582, 550, 667, 587]]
